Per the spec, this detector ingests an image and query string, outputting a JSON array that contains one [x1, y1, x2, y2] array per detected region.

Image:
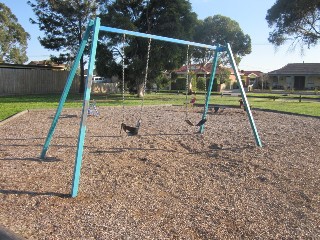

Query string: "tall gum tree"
[[193, 15, 252, 67], [0, 3, 30, 64], [98, 0, 197, 97]]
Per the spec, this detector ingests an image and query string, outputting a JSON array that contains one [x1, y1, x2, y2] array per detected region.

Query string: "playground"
[[0, 105, 319, 239]]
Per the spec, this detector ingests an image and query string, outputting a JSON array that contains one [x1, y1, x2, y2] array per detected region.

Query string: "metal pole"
[[71, 17, 101, 197], [226, 43, 262, 147], [199, 50, 220, 133], [100, 26, 222, 50], [40, 20, 94, 159]]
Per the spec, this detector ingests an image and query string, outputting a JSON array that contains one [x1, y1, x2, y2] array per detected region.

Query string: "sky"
[[1, 0, 319, 73]]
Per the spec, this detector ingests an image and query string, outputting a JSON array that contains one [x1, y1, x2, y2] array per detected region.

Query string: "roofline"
[[268, 73, 320, 76], [0, 63, 65, 70]]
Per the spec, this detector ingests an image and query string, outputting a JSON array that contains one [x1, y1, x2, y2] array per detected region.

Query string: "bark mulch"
[[0, 106, 319, 239]]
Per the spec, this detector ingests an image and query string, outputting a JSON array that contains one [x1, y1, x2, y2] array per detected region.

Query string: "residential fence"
[[0, 68, 80, 95]]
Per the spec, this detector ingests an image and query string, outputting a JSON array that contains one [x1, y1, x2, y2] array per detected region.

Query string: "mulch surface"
[[0, 106, 319, 239]]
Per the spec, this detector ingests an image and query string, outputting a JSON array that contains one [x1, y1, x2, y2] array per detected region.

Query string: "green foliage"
[[190, 76, 197, 92], [0, 3, 30, 63], [196, 77, 206, 91], [155, 75, 170, 89], [217, 67, 231, 85], [95, 43, 121, 78], [266, 0, 320, 48], [211, 78, 219, 92], [193, 15, 251, 65], [99, 0, 197, 96], [171, 77, 186, 90]]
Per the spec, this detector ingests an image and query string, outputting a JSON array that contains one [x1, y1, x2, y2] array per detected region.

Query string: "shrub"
[[171, 77, 186, 90], [197, 77, 206, 91]]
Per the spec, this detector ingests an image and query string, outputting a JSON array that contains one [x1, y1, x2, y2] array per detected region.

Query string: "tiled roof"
[[241, 71, 263, 76], [176, 63, 235, 74], [268, 63, 320, 75]]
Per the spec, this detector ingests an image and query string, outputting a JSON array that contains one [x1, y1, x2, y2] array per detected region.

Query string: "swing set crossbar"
[[100, 26, 225, 51]]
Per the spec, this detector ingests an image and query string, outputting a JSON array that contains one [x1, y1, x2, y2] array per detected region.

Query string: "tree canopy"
[[98, 0, 197, 96], [266, 0, 320, 48], [28, 0, 102, 92], [193, 15, 251, 65], [0, 3, 30, 64]]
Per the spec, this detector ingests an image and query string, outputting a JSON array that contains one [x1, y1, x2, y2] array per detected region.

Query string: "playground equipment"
[[184, 45, 207, 127], [40, 17, 262, 198], [87, 100, 99, 116], [119, 36, 151, 136]]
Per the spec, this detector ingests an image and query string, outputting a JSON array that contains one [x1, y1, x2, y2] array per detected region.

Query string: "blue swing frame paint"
[[40, 17, 262, 198]]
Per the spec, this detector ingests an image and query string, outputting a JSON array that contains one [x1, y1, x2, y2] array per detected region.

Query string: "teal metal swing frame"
[[40, 17, 262, 198]]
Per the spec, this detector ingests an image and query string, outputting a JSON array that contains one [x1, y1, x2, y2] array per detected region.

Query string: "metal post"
[[71, 17, 101, 197], [226, 43, 262, 147], [40, 20, 94, 159], [199, 50, 220, 133]]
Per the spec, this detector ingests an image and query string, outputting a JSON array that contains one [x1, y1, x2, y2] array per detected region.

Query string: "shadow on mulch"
[[0, 157, 62, 162], [253, 108, 320, 119], [48, 114, 79, 119], [0, 189, 69, 198]]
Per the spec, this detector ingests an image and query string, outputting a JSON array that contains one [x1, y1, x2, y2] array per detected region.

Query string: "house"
[[268, 63, 320, 90], [28, 60, 66, 71], [241, 70, 264, 86], [175, 63, 237, 91]]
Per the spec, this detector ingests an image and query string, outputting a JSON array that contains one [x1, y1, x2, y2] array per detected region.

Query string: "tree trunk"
[[79, 54, 85, 93], [78, 19, 85, 94], [137, 83, 144, 98]]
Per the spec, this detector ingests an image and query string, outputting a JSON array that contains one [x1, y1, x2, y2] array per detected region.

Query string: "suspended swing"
[[120, 35, 152, 136], [184, 45, 207, 127]]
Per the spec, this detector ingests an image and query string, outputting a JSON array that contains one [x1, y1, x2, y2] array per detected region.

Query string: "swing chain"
[[138, 38, 152, 121], [121, 34, 126, 124], [185, 45, 190, 120]]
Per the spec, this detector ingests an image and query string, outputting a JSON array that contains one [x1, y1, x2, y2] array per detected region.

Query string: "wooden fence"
[[0, 68, 80, 95]]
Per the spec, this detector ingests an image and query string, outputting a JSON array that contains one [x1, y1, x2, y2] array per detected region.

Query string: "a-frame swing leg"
[[226, 43, 262, 147], [40, 20, 95, 159], [71, 17, 101, 198], [199, 49, 220, 134]]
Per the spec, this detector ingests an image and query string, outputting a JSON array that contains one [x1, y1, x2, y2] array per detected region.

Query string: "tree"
[[28, 0, 103, 93], [98, 0, 197, 97], [193, 15, 252, 66], [266, 0, 320, 48], [0, 3, 30, 64]]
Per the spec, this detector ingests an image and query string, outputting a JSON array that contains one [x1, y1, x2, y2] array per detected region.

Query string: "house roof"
[[241, 71, 263, 77], [176, 63, 235, 75], [29, 60, 66, 70], [268, 63, 320, 76], [0, 63, 65, 70]]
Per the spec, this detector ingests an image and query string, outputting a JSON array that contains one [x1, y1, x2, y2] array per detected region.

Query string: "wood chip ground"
[[0, 106, 319, 239]]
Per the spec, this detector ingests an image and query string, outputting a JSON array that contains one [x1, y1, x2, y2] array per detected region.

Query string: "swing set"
[[40, 17, 262, 198], [120, 36, 152, 136]]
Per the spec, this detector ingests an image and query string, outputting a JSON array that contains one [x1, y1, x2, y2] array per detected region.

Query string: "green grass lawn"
[[0, 92, 319, 121]]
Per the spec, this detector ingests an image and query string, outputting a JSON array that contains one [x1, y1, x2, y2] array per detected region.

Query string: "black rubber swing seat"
[[185, 118, 207, 127], [120, 123, 139, 136]]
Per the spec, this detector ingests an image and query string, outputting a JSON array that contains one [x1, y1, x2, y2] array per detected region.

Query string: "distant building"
[[241, 70, 264, 86], [28, 60, 66, 71], [175, 63, 237, 91], [0, 62, 66, 71], [268, 63, 320, 90]]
